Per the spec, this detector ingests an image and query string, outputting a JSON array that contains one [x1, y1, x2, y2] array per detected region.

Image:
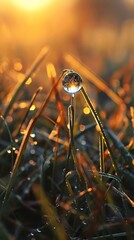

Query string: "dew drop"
[[30, 233, 34, 236], [62, 70, 82, 94], [80, 207, 84, 211], [81, 140, 86, 145], [30, 133, 36, 138], [30, 149, 35, 155], [7, 149, 11, 154], [82, 220, 87, 225], [36, 228, 41, 233]]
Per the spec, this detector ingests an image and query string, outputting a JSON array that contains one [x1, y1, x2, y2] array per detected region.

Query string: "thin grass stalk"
[[68, 96, 82, 177], [0, 116, 15, 166], [33, 184, 67, 240], [17, 86, 43, 134], [99, 133, 105, 173], [0, 136, 22, 157], [80, 86, 119, 175], [1, 72, 64, 211], [3, 47, 49, 120]]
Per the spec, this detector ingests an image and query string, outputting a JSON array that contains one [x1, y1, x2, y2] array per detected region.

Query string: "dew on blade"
[[62, 70, 82, 94]]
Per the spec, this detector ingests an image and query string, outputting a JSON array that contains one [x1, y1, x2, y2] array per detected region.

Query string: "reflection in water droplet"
[[36, 228, 41, 233], [62, 70, 82, 94]]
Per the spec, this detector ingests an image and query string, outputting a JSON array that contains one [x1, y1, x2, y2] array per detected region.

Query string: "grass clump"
[[0, 48, 134, 240]]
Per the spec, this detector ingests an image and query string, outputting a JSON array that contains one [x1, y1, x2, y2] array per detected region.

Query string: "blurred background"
[[0, 0, 134, 66], [0, 0, 134, 108]]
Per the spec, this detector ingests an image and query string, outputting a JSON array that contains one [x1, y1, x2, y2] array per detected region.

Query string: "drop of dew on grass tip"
[[62, 70, 82, 94]]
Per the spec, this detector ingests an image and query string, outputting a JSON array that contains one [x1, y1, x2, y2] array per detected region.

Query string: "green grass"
[[0, 48, 134, 240]]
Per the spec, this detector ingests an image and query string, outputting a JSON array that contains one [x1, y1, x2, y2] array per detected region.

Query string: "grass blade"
[[3, 46, 49, 120]]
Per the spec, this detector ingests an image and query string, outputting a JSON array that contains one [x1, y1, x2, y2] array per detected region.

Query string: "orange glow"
[[10, 0, 54, 11], [19, 102, 28, 109], [14, 61, 22, 71]]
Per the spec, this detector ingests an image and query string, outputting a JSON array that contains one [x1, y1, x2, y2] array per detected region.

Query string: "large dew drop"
[[62, 70, 82, 94]]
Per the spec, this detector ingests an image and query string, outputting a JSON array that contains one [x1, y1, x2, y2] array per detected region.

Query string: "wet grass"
[[0, 48, 134, 240]]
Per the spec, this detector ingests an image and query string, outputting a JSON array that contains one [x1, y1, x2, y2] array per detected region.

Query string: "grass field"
[[0, 1, 134, 239]]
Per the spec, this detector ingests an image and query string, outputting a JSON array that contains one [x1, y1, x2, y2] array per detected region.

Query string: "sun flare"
[[10, 0, 54, 11]]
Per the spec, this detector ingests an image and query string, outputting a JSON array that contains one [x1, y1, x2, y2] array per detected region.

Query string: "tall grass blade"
[[1, 71, 64, 211], [80, 86, 119, 174]]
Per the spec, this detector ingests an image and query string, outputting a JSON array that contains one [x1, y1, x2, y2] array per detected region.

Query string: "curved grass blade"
[[106, 127, 133, 166], [64, 53, 124, 106], [80, 86, 119, 175], [1, 71, 64, 211]]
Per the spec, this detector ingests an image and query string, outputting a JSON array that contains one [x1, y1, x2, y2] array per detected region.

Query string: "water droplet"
[[62, 70, 82, 94], [80, 207, 84, 211], [30, 149, 35, 154], [81, 140, 86, 145], [30, 233, 34, 236], [30, 133, 36, 138], [36, 228, 41, 233], [82, 220, 87, 225], [7, 149, 11, 154]]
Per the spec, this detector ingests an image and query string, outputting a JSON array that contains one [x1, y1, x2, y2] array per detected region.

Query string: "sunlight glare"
[[10, 0, 54, 11]]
